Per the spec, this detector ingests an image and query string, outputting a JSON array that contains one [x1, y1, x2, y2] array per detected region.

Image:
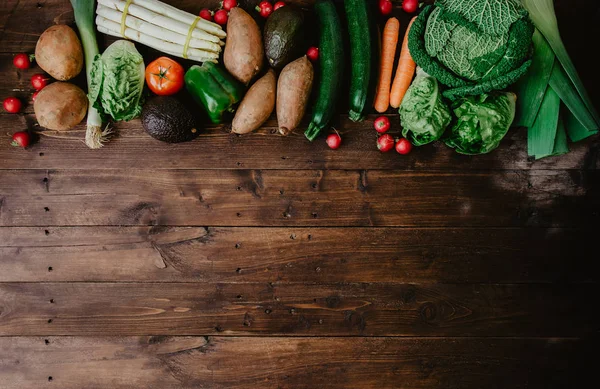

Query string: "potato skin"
[[277, 56, 314, 135], [224, 8, 264, 85], [35, 25, 83, 81], [232, 70, 276, 135], [34, 82, 88, 131]]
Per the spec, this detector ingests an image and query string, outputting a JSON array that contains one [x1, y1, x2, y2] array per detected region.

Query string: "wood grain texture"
[[0, 282, 595, 336], [0, 227, 596, 283], [1, 169, 598, 227], [0, 336, 596, 389], [1, 113, 598, 171]]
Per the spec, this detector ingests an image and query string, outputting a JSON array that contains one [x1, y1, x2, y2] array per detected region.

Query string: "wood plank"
[[0, 336, 595, 388], [1, 169, 598, 227], [1, 112, 598, 170], [0, 227, 596, 283], [0, 282, 594, 336]]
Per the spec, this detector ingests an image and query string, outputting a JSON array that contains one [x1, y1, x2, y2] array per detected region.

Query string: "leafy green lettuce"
[[399, 68, 452, 146], [444, 92, 517, 155], [89, 40, 145, 121], [409, 0, 534, 100]]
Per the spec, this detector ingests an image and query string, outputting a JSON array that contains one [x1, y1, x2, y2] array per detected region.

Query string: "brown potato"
[[35, 25, 83, 81], [224, 8, 264, 85], [34, 82, 88, 131], [232, 70, 276, 135], [277, 56, 314, 135]]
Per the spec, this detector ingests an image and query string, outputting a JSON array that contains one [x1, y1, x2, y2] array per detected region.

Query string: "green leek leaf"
[[513, 29, 555, 128], [528, 85, 560, 159], [564, 106, 599, 143]]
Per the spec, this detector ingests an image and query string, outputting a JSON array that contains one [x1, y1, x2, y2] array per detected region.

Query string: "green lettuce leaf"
[[399, 68, 452, 146], [89, 40, 145, 122], [444, 92, 517, 154]]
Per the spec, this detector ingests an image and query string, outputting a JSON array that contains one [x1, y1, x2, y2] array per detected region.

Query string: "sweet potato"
[[224, 8, 264, 85], [232, 70, 276, 135], [34, 82, 88, 131], [277, 56, 314, 135], [35, 25, 83, 81]]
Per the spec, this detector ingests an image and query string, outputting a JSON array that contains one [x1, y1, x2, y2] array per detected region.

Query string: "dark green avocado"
[[141, 96, 200, 143], [264, 6, 305, 70]]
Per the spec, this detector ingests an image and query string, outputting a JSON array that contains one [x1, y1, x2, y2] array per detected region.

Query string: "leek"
[[528, 85, 560, 159], [564, 107, 598, 143], [70, 0, 109, 149], [513, 29, 555, 128], [521, 0, 600, 127], [551, 114, 569, 157]]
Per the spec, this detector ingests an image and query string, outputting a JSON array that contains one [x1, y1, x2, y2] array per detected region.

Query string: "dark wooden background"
[[0, 0, 598, 388]]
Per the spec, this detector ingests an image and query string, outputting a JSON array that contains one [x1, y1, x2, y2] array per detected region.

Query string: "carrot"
[[374, 17, 400, 113], [390, 17, 417, 108]]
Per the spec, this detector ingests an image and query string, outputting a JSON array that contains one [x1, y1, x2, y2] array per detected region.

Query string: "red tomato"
[[379, 0, 393, 16], [13, 53, 32, 69], [256, 1, 273, 18], [274, 1, 286, 10], [222, 0, 237, 11], [199, 9, 213, 21], [374, 116, 390, 133], [306, 47, 319, 62], [377, 134, 395, 152], [11, 131, 31, 148], [3, 97, 22, 113], [402, 0, 419, 13], [395, 138, 413, 154], [145, 57, 185, 96], [31, 73, 49, 91], [326, 133, 342, 149], [214, 9, 228, 25]]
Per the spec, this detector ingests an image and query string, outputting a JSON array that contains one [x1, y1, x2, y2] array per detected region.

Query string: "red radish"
[[379, 0, 393, 16], [374, 116, 391, 133], [274, 1, 286, 10], [306, 47, 319, 62], [377, 134, 395, 152], [13, 53, 33, 69], [214, 9, 228, 25], [402, 0, 419, 13], [31, 73, 49, 91], [11, 131, 30, 148], [3, 97, 22, 113], [395, 138, 413, 154], [222, 0, 237, 11], [32, 91, 39, 101], [256, 1, 273, 18], [326, 132, 342, 150], [199, 8, 213, 21]]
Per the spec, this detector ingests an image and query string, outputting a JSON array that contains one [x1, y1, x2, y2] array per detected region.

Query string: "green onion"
[[521, 0, 600, 127], [70, 0, 109, 149], [513, 29, 555, 128], [528, 85, 560, 159]]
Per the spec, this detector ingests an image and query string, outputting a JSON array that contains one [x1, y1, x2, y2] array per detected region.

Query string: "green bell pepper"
[[185, 63, 245, 124]]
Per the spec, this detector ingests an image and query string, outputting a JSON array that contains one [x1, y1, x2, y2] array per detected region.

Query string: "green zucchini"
[[305, 0, 344, 141], [345, 0, 372, 122]]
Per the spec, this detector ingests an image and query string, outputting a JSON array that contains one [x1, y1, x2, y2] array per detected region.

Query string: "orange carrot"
[[374, 17, 400, 113], [390, 17, 417, 108]]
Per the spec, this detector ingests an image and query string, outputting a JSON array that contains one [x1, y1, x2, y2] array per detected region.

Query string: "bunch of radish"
[[199, 0, 238, 25], [374, 116, 412, 155]]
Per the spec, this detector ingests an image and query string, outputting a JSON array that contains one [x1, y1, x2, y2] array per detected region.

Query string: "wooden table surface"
[[0, 0, 598, 387]]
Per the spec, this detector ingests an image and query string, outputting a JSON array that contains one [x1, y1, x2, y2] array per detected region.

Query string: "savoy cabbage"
[[409, 0, 534, 100]]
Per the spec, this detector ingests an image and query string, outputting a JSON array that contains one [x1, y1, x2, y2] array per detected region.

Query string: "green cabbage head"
[[408, 0, 534, 100], [89, 40, 145, 121], [444, 92, 517, 155], [399, 68, 452, 146]]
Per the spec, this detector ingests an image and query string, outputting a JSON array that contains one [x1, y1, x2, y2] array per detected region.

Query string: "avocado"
[[264, 6, 305, 70], [141, 96, 200, 143]]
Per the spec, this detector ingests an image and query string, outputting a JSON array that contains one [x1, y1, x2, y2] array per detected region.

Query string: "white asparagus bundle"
[[97, 5, 221, 53], [97, 0, 225, 43], [130, 0, 226, 38], [96, 17, 219, 62]]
